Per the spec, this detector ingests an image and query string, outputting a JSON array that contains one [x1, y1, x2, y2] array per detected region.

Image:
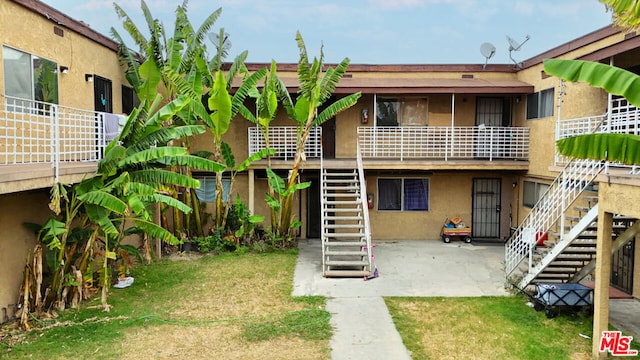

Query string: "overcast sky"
[[40, 0, 613, 65]]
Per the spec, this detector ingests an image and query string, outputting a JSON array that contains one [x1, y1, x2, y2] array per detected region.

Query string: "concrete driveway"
[[292, 239, 509, 359]]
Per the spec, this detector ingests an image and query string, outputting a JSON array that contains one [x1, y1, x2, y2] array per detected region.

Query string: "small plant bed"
[[1, 252, 331, 359], [385, 295, 640, 360]]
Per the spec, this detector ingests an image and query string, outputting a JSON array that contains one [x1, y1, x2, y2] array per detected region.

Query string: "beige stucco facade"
[[0, 0, 128, 322]]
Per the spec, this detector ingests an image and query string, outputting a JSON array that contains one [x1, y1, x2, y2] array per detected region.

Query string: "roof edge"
[[11, 0, 119, 52]]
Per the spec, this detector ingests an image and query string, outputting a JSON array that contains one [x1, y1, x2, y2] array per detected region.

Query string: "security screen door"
[[472, 178, 501, 239]]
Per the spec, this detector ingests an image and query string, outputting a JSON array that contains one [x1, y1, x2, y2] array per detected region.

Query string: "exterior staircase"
[[505, 159, 606, 289], [506, 158, 638, 290], [320, 144, 372, 277]]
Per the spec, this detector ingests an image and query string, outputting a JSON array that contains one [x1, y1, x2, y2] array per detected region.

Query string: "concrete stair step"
[[325, 200, 361, 205], [326, 260, 370, 266], [324, 232, 365, 238], [324, 241, 367, 247], [324, 208, 361, 213], [325, 216, 362, 221], [324, 224, 364, 229], [325, 250, 368, 256], [324, 270, 371, 277]]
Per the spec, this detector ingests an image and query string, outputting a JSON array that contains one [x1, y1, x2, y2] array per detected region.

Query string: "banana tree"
[[544, 59, 640, 164], [240, 61, 283, 231], [272, 32, 361, 238]]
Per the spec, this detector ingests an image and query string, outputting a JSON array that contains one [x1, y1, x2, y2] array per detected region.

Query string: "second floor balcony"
[[0, 95, 122, 193], [248, 125, 530, 169]]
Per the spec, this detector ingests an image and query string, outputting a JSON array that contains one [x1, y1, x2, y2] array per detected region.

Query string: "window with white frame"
[[526, 88, 554, 120], [378, 178, 429, 211], [2, 46, 58, 105], [523, 180, 550, 208], [376, 97, 428, 126]]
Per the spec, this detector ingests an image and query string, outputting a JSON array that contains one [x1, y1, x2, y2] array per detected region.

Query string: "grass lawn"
[[0, 251, 331, 360], [385, 296, 640, 360], [3, 250, 639, 360]]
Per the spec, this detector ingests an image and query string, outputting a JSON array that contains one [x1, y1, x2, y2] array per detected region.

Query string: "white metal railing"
[[504, 158, 606, 277], [356, 137, 372, 272], [357, 126, 529, 161], [248, 126, 322, 160], [556, 98, 640, 173], [1, 96, 107, 179]]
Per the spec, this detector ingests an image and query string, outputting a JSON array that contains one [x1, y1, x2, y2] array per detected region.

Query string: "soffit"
[[266, 76, 534, 94]]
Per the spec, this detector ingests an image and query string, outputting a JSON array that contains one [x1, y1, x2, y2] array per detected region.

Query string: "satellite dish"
[[506, 35, 530, 68], [480, 42, 496, 70]]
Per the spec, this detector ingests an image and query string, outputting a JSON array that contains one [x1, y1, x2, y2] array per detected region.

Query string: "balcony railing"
[[248, 126, 322, 160], [556, 97, 640, 173], [357, 126, 529, 161], [1, 95, 113, 180]]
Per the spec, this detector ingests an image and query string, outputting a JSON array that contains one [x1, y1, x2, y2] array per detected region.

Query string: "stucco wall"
[[0, 190, 51, 322], [1, 1, 127, 112]]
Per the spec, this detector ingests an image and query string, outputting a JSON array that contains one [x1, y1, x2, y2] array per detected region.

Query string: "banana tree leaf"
[[208, 71, 232, 138], [151, 193, 192, 214], [118, 146, 188, 167], [138, 58, 162, 103], [78, 190, 128, 215], [557, 133, 640, 165], [543, 59, 640, 108], [282, 181, 311, 197], [221, 141, 235, 169], [134, 218, 180, 245], [315, 93, 362, 126], [146, 95, 191, 126], [266, 168, 285, 196], [156, 155, 225, 172], [84, 204, 120, 236], [236, 149, 277, 173], [130, 169, 200, 188]]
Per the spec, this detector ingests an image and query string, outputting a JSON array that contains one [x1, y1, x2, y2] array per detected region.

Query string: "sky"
[[40, 0, 614, 65]]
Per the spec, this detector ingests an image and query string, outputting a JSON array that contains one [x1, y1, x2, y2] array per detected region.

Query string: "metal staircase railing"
[[505, 158, 605, 279], [356, 138, 373, 271]]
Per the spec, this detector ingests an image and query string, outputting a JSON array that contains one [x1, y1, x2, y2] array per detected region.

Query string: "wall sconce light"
[[512, 182, 518, 188], [85, 74, 94, 82], [59, 66, 69, 74]]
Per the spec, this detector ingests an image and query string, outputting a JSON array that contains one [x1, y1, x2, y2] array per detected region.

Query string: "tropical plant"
[[544, 54, 640, 164], [267, 32, 361, 239], [600, 0, 640, 29]]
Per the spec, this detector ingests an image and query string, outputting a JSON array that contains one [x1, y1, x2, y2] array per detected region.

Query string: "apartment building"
[[1, 2, 639, 355], [0, 0, 131, 321]]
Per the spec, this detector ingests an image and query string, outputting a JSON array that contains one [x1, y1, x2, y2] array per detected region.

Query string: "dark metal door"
[[611, 239, 634, 294], [307, 175, 321, 238], [93, 75, 112, 113], [321, 117, 336, 159], [472, 178, 501, 239]]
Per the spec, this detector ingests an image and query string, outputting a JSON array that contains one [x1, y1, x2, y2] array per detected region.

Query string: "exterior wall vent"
[[461, 74, 473, 79], [54, 26, 64, 37]]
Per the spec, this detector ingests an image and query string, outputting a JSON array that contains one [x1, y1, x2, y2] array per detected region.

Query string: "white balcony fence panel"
[[248, 126, 322, 160], [357, 126, 529, 161], [1, 95, 107, 174], [556, 98, 640, 173]]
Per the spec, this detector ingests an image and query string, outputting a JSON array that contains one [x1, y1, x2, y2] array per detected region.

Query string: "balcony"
[[556, 97, 640, 174], [248, 125, 529, 170], [0, 96, 118, 193]]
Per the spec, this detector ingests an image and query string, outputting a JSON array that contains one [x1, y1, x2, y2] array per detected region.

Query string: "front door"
[[321, 117, 336, 159], [472, 178, 501, 240]]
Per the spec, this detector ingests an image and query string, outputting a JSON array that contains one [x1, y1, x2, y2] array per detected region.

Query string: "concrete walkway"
[[292, 239, 508, 359]]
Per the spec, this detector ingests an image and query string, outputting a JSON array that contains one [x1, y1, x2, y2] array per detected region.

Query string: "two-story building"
[[1, 0, 131, 322], [2, 2, 639, 356]]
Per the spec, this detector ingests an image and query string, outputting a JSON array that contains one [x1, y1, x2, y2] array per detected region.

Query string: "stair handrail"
[[505, 158, 605, 277], [320, 135, 326, 272], [356, 137, 373, 271]]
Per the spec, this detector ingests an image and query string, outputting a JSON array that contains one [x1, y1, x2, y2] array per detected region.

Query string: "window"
[[2, 46, 58, 105], [523, 180, 550, 208], [378, 178, 429, 211], [376, 97, 428, 126], [121, 85, 139, 115], [476, 97, 511, 126], [194, 176, 231, 202], [526, 88, 553, 120]]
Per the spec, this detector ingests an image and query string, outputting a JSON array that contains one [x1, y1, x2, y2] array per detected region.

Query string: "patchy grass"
[[385, 296, 598, 360], [0, 252, 331, 360]]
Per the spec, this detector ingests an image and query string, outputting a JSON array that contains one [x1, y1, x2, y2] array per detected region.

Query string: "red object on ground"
[[535, 231, 548, 246]]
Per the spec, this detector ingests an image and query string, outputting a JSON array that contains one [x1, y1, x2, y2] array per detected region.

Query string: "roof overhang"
[[244, 76, 533, 95]]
